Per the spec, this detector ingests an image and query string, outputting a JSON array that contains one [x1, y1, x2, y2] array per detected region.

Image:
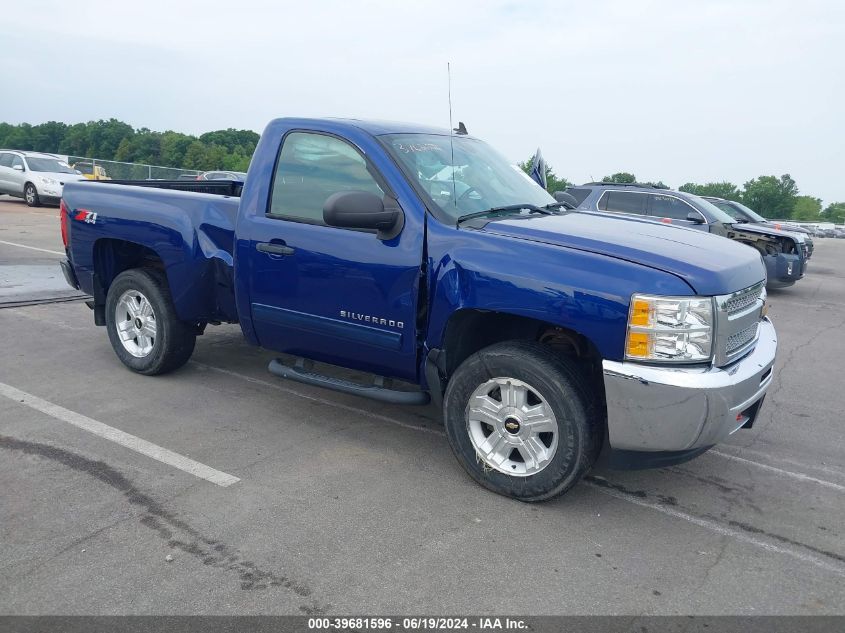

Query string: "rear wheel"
[[443, 341, 601, 501], [105, 269, 196, 375], [24, 183, 40, 207]]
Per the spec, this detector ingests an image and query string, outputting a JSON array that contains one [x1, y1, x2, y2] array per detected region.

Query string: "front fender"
[[425, 223, 695, 362]]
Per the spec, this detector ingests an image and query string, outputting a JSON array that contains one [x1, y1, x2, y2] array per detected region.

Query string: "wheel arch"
[[432, 308, 607, 414], [89, 238, 166, 325]]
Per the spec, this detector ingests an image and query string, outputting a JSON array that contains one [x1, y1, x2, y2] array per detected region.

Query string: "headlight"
[[38, 177, 58, 186], [625, 294, 714, 363]]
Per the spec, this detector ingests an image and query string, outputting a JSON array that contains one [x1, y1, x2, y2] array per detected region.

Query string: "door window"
[[268, 132, 384, 223], [0, 153, 12, 168], [650, 194, 699, 220], [11, 155, 24, 170], [598, 190, 646, 215]]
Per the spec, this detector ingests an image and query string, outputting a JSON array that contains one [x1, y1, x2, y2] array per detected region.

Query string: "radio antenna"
[[447, 62, 457, 208]]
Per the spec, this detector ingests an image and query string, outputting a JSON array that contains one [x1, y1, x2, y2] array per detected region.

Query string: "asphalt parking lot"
[[1, 194, 843, 615]]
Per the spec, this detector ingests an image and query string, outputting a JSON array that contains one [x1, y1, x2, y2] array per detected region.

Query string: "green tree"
[[791, 196, 822, 221], [678, 181, 741, 200], [601, 172, 636, 184], [29, 121, 68, 152], [741, 174, 798, 218], [821, 202, 845, 224], [0, 118, 249, 172], [517, 158, 572, 193], [182, 141, 209, 170]]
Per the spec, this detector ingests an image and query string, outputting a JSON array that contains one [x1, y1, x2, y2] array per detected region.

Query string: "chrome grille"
[[714, 281, 765, 366], [723, 284, 763, 315], [726, 322, 759, 355]]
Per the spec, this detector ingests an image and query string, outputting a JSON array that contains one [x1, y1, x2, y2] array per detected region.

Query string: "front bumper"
[[765, 253, 803, 287], [602, 318, 777, 454]]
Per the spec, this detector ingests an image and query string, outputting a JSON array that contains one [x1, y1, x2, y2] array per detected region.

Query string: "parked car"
[[197, 170, 247, 181], [0, 150, 85, 206], [702, 197, 813, 259], [60, 117, 776, 501], [566, 182, 807, 289], [72, 161, 112, 181]]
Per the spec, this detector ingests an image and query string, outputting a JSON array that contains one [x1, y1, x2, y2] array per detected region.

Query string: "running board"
[[268, 358, 430, 405]]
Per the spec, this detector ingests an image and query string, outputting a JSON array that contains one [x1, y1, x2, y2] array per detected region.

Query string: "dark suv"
[[566, 183, 807, 289]]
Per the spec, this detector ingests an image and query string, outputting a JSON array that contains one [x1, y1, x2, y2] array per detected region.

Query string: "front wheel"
[[24, 183, 41, 207], [443, 341, 601, 502], [105, 269, 196, 375]]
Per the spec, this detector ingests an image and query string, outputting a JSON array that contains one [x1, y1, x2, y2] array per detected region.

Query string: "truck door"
[[243, 131, 424, 382]]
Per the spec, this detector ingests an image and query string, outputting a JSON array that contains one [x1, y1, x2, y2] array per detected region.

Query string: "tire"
[[105, 268, 196, 375], [443, 340, 601, 502], [24, 183, 41, 207]]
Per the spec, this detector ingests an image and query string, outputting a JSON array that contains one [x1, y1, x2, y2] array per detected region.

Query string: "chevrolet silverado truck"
[[566, 182, 807, 289], [59, 118, 777, 501]]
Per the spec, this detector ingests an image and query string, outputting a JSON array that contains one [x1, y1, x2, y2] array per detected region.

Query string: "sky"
[[2, 0, 843, 203]]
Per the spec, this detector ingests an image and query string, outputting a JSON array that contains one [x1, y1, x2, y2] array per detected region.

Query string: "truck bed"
[[62, 180, 241, 323]]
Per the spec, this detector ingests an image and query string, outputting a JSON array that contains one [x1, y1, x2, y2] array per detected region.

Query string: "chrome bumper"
[[602, 318, 777, 452]]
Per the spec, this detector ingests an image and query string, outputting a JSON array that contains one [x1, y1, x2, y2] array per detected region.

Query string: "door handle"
[[256, 242, 295, 256]]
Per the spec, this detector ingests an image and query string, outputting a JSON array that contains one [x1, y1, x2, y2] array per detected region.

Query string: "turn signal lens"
[[630, 299, 651, 326], [626, 332, 651, 357]]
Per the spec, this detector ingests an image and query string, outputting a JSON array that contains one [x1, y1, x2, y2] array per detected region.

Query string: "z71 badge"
[[74, 209, 98, 224]]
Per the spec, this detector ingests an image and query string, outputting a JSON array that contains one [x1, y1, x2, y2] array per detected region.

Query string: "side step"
[[268, 358, 430, 406]]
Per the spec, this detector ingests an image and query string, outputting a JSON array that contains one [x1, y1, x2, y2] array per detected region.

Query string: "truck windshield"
[[382, 134, 555, 220], [25, 157, 77, 174]]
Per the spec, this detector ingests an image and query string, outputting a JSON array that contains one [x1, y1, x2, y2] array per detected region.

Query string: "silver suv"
[[0, 150, 85, 206]]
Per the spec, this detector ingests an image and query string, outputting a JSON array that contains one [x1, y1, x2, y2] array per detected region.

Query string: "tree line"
[[520, 163, 844, 224], [0, 119, 259, 172]]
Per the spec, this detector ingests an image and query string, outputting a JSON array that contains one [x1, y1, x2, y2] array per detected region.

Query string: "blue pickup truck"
[[60, 118, 777, 501]]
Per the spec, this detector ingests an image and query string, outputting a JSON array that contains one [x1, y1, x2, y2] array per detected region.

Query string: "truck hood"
[[480, 212, 765, 295]]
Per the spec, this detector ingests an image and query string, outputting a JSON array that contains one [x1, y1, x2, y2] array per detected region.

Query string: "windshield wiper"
[[456, 203, 556, 226]]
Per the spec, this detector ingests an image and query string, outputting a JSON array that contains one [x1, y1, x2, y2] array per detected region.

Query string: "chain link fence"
[[63, 156, 201, 181]]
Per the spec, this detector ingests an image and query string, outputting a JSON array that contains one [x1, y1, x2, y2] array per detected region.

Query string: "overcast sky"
[[2, 0, 843, 203]]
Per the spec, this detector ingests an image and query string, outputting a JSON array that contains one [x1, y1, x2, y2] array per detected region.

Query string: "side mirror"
[[686, 211, 705, 224], [323, 191, 404, 240], [12, 164, 24, 172], [553, 191, 578, 209]]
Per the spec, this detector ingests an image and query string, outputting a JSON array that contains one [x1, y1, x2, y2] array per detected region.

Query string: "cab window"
[[598, 191, 646, 215], [268, 132, 384, 223], [649, 194, 698, 221], [565, 187, 591, 206]]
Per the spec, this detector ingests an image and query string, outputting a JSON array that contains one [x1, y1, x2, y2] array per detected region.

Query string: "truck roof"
[[270, 117, 460, 138]]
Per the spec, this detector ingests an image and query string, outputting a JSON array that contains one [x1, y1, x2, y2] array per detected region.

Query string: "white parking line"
[[0, 382, 240, 487], [712, 445, 845, 479], [709, 450, 845, 493], [586, 479, 845, 577], [0, 239, 64, 256]]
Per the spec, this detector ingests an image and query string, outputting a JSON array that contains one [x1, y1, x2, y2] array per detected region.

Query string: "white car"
[[0, 150, 86, 206]]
